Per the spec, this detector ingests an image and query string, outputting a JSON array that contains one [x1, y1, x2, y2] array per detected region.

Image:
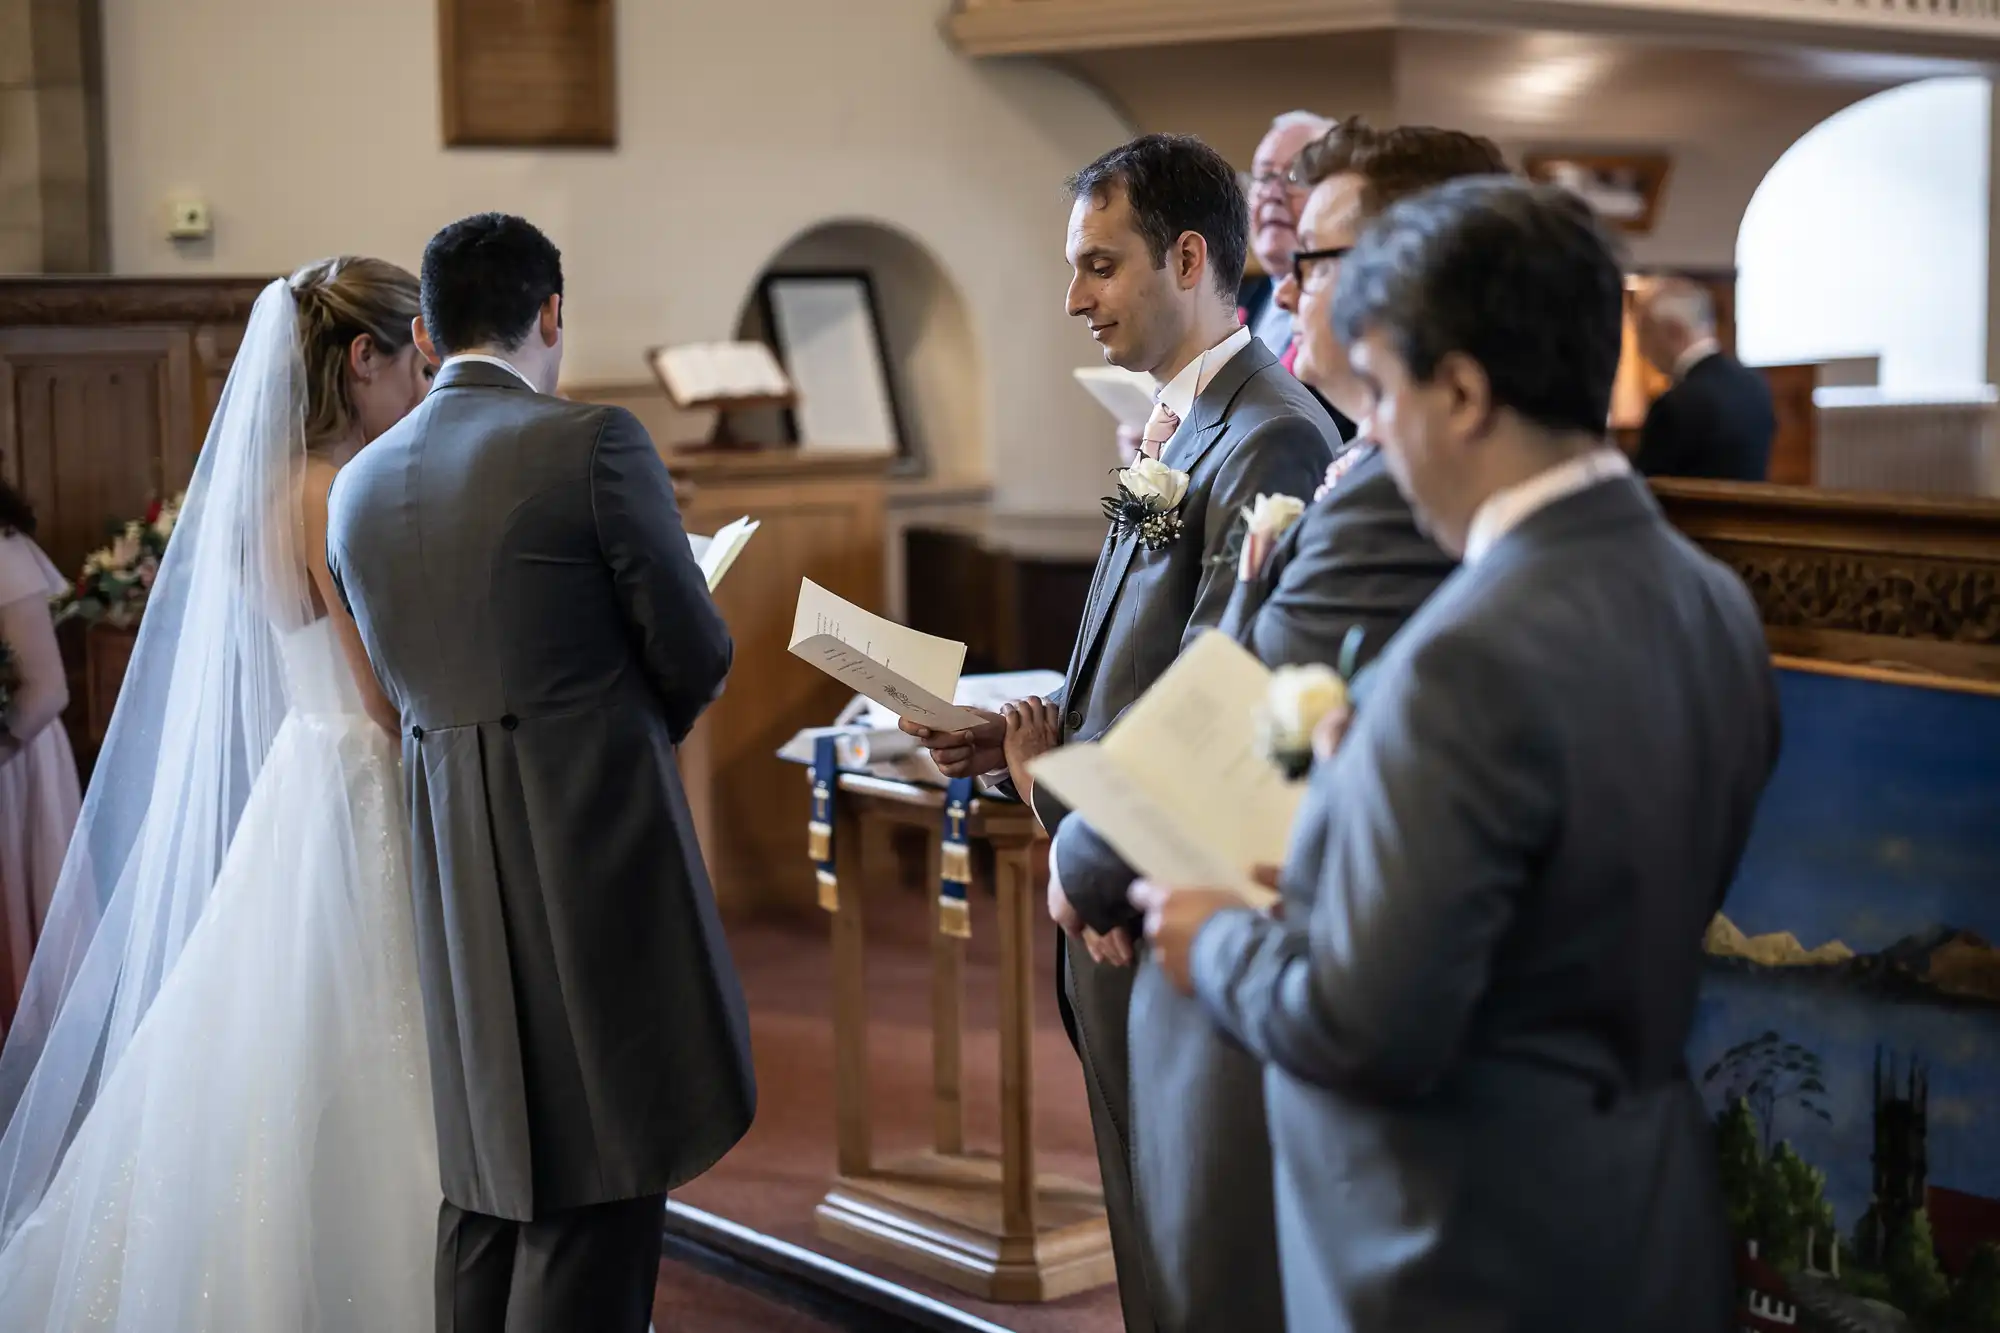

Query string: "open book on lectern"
[[1027, 631, 1295, 910], [786, 580, 988, 733]]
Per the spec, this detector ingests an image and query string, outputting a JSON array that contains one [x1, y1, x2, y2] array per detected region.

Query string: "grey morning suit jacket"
[[1036, 336, 1336, 1333], [1117, 444, 1455, 1333], [326, 359, 756, 1223], [1192, 474, 1778, 1333]]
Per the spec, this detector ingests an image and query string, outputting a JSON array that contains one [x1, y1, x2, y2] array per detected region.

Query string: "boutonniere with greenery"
[[1102, 457, 1191, 552], [1256, 626, 1365, 780], [1208, 491, 1310, 569]]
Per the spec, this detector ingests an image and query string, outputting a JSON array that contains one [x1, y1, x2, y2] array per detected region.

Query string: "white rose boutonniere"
[[1103, 456, 1193, 551], [1245, 493, 1306, 543], [1257, 625, 1366, 779]]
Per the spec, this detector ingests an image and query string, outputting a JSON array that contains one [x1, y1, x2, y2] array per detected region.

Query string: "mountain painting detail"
[[1686, 664, 2000, 1333]]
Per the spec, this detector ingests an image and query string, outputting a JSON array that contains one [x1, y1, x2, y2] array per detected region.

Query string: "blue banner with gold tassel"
[[809, 734, 840, 913], [938, 776, 974, 938]]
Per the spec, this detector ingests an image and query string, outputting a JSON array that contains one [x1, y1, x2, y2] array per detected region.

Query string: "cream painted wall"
[[100, 0, 1134, 515], [1737, 77, 1989, 392]]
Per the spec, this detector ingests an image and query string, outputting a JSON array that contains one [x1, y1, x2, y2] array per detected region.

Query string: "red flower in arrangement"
[[145, 498, 163, 525]]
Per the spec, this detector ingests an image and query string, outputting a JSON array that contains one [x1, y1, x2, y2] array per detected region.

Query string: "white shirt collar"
[[1673, 337, 1721, 380], [1462, 447, 1633, 566], [1155, 324, 1254, 422], [443, 352, 538, 392]]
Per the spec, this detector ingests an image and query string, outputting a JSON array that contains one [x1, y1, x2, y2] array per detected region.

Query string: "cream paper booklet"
[[686, 516, 759, 591], [1073, 366, 1157, 431], [787, 580, 988, 732], [1028, 630, 1295, 909]]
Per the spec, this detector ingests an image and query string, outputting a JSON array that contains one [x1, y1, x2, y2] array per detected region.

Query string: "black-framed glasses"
[[1290, 246, 1352, 286]]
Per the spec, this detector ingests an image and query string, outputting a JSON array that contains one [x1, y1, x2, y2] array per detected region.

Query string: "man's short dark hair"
[[1292, 118, 1509, 218], [1333, 178, 1625, 438], [1066, 133, 1249, 300], [419, 213, 564, 355]]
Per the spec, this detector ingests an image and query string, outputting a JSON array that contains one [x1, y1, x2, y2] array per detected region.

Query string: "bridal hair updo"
[[287, 256, 421, 450]]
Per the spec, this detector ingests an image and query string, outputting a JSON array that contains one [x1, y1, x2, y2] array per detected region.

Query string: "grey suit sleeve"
[[323, 475, 354, 617], [1180, 416, 1332, 653], [591, 406, 734, 743], [1235, 478, 1454, 671], [1189, 628, 1559, 1101], [1051, 814, 1139, 934], [1052, 422, 1329, 929]]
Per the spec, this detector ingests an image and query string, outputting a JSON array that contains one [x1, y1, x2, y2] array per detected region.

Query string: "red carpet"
[[673, 896, 1125, 1333], [654, 1257, 842, 1331]]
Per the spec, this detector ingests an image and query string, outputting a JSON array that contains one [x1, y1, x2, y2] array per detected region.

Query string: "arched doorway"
[[1735, 77, 1990, 394]]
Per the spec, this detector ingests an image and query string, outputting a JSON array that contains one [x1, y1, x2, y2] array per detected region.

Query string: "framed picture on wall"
[[757, 271, 906, 458], [1523, 152, 1672, 234]]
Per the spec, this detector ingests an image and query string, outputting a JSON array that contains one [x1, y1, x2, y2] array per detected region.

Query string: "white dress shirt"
[[1462, 448, 1633, 567], [442, 352, 538, 392], [1155, 324, 1255, 421]]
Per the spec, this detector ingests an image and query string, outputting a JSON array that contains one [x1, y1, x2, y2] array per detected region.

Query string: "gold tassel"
[[940, 841, 971, 885], [807, 820, 831, 864], [817, 868, 840, 913], [938, 894, 970, 939]]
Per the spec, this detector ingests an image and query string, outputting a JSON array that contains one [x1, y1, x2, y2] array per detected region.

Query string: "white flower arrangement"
[[1257, 625, 1367, 779], [1102, 457, 1192, 551], [1244, 493, 1306, 543]]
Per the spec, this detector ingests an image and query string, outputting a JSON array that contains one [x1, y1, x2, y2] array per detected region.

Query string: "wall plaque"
[[440, 0, 617, 148]]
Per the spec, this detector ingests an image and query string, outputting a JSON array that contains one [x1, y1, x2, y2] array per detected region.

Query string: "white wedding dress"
[[0, 617, 439, 1330]]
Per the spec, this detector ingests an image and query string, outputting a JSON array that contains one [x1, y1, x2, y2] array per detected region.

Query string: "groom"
[[327, 213, 755, 1333]]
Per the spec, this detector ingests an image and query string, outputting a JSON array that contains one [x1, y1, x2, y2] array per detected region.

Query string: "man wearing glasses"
[[1240, 111, 1335, 370], [1223, 119, 1508, 667], [1115, 112, 1340, 466], [1112, 120, 1511, 1333]]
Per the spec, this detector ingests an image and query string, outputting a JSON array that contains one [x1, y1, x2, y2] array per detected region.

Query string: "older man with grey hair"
[[1632, 276, 1776, 481], [1113, 112, 1344, 466], [1242, 110, 1337, 362]]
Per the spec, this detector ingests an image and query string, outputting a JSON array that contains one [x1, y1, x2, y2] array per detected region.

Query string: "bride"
[[0, 258, 441, 1328]]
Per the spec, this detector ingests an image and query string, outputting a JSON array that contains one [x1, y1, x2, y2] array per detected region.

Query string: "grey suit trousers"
[[436, 1195, 664, 1333]]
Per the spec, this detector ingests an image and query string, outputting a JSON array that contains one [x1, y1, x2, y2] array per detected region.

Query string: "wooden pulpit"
[[808, 771, 1115, 1302]]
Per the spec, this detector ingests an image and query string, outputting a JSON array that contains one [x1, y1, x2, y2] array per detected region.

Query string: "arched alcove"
[[1735, 76, 1990, 393], [732, 219, 987, 486]]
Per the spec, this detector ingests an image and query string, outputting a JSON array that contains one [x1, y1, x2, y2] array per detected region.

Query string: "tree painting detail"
[[1703, 1030, 1834, 1158]]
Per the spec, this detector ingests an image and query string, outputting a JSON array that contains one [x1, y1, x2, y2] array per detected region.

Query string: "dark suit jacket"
[[1634, 352, 1776, 482], [1218, 445, 1455, 671], [1239, 274, 1357, 441], [1041, 339, 1336, 924], [1035, 336, 1337, 1333], [1191, 473, 1778, 1333], [1118, 443, 1454, 1332], [327, 360, 756, 1221]]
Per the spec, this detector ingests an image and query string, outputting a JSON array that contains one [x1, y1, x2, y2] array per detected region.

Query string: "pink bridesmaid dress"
[[0, 531, 81, 1032]]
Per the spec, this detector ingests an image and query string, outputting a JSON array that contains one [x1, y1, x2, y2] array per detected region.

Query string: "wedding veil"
[[0, 279, 315, 1241]]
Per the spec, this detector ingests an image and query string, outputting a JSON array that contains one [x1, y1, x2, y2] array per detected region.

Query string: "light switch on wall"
[[167, 195, 211, 240]]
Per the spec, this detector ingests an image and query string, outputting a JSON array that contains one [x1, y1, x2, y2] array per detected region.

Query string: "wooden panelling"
[[439, 0, 617, 148], [670, 447, 889, 914], [0, 326, 196, 579], [0, 277, 267, 766], [1654, 479, 2000, 683], [1761, 362, 1819, 486]]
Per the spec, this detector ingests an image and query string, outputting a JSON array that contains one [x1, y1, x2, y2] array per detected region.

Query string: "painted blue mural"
[[1688, 663, 2000, 1331]]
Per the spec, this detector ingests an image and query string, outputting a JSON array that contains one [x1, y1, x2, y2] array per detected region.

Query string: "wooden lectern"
[[810, 771, 1116, 1302]]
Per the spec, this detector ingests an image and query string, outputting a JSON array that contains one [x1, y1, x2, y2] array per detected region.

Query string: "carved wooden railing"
[[948, 0, 2000, 56], [1653, 479, 2000, 683]]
